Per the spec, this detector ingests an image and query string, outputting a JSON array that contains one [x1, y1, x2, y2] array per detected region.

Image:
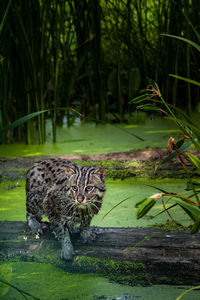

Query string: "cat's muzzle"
[[77, 195, 85, 203]]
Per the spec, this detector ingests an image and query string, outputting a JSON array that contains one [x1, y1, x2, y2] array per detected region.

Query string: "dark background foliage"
[[0, 0, 200, 143]]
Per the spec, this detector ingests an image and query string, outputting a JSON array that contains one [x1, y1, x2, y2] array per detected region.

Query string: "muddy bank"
[[0, 149, 199, 180]]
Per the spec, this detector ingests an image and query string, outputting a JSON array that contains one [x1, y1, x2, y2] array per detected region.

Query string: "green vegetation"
[[0, 2, 200, 298], [130, 36, 200, 233], [73, 256, 150, 286], [1, 0, 200, 144]]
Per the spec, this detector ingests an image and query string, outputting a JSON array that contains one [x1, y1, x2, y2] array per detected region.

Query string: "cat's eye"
[[71, 185, 78, 191], [85, 185, 94, 192]]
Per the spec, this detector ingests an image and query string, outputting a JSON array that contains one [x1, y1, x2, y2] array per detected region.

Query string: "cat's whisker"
[[89, 202, 99, 211], [61, 202, 74, 210], [88, 198, 102, 206], [67, 203, 77, 214], [89, 201, 100, 206], [60, 197, 74, 204], [71, 206, 79, 219], [62, 202, 77, 215], [91, 198, 102, 204], [87, 206, 95, 217]]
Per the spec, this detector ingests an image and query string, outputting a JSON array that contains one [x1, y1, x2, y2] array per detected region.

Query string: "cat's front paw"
[[27, 216, 44, 234], [61, 239, 75, 261], [80, 229, 97, 244]]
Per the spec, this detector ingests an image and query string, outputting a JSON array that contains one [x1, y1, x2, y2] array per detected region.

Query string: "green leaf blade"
[[161, 141, 193, 164], [137, 197, 156, 219], [191, 214, 200, 233], [169, 74, 200, 87], [185, 152, 200, 170], [171, 197, 200, 222], [0, 110, 48, 134], [162, 34, 200, 52]]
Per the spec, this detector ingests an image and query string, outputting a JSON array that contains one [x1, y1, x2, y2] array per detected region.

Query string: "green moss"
[[0, 180, 22, 190], [72, 159, 126, 170], [74, 256, 145, 273], [1, 157, 195, 185], [149, 220, 191, 231], [156, 276, 186, 285], [72, 256, 150, 286], [72, 159, 190, 180], [0, 250, 62, 266], [1, 254, 150, 286], [0, 168, 27, 182], [73, 159, 149, 169]]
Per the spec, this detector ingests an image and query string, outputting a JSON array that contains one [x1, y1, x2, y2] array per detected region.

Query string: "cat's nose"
[[77, 195, 84, 203]]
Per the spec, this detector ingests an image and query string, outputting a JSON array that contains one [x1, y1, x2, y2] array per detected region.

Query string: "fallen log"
[[0, 221, 200, 286]]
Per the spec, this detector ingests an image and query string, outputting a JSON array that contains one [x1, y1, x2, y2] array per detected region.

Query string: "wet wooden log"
[[0, 221, 200, 285]]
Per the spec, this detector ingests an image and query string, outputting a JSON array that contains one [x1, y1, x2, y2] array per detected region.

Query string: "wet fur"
[[26, 158, 106, 260]]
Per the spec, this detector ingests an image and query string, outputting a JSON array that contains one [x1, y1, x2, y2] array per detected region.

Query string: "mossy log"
[[0, 221, 200, 286]]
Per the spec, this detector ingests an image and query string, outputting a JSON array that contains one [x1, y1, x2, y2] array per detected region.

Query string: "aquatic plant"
[[176, 285, 200, 300], [130, 36, 200, 233], [0, 263, 39, 300], [0, 278, 40, 300]]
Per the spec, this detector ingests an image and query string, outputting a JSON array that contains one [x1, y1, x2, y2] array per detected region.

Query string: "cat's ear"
[[94, 168, 106, 181], [65, 168, 75, 177]]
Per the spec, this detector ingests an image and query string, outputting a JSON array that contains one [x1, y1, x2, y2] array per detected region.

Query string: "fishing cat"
[[26, 158, 106, 260]]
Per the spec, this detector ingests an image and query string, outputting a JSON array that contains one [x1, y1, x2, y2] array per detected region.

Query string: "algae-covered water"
[[0, 119, 198, 299], [1, 262, 199, 300], [0, 118, 182, 157], [0, 178, 192, 227], [0, 176, 196, 299], [0, 178, 196, 299]]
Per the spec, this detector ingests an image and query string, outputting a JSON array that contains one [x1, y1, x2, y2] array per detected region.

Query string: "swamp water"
[[0, 119, 198, 299], [0, 178, 193, 227], [0, 178, 198, 300], [0, 118, 182, 157], [1, 262, 199, 300]]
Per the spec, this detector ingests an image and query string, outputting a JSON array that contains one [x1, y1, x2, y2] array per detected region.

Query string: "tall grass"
[[0, 0, 199, 144]]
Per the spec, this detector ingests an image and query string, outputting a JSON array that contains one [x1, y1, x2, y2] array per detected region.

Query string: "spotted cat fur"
[[26, 158, 106, 260]]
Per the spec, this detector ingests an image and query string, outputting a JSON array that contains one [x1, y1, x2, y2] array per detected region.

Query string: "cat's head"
[[65, 166, 106, 211]]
